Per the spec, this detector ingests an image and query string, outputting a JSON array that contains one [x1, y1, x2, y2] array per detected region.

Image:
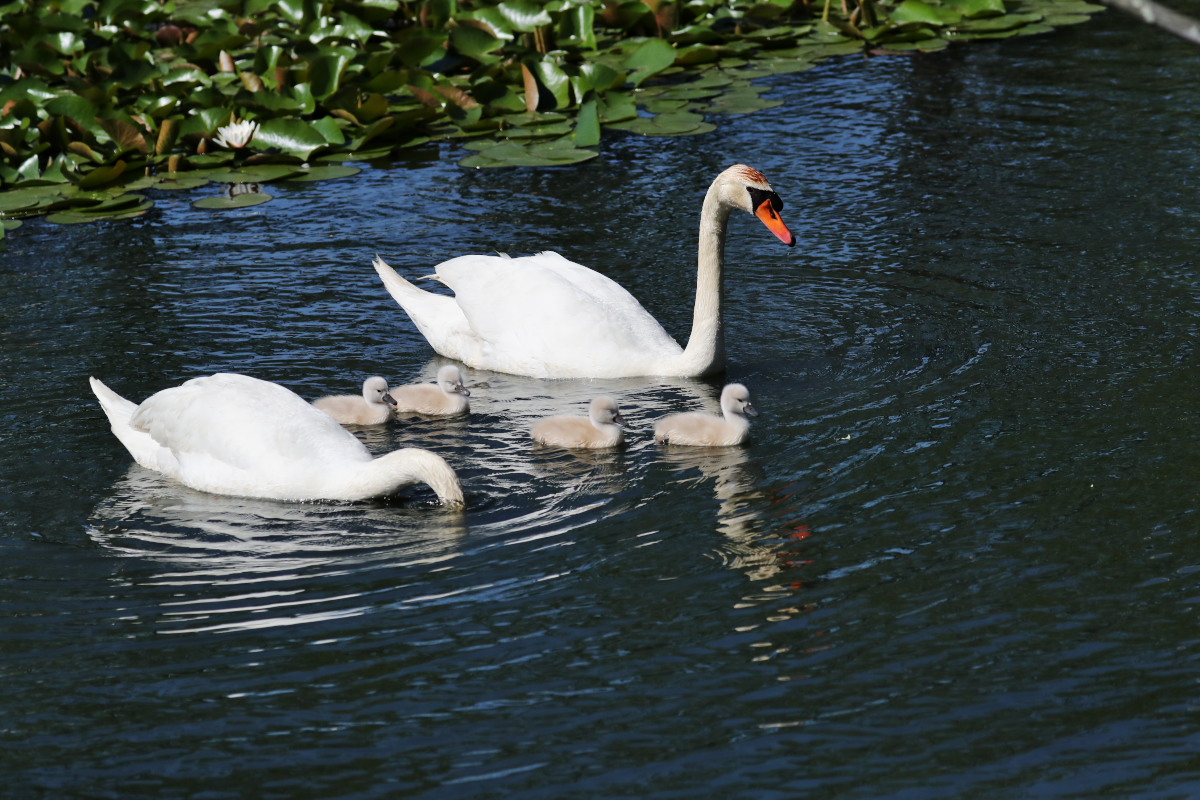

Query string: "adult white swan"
[[89, 373, 464, 506], [373, 164, 794, 379]]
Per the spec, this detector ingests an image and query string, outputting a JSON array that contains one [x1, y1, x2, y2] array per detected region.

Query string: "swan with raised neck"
[[372, 164, 794, 379]]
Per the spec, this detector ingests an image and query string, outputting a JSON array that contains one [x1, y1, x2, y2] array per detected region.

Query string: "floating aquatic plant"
[[0, 0, 1105, 227]]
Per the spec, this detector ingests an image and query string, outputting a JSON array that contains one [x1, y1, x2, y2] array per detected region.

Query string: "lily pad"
[[192, 192, 274, 210], [46, 195, 154, 223], [282, 165, 364, 182]]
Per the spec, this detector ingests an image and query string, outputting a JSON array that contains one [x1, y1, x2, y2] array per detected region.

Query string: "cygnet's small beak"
[[755, 200, 795, 247], [383, 393, 398, 407], [744, 403, 759, 417], [457, 385, 471, 397]]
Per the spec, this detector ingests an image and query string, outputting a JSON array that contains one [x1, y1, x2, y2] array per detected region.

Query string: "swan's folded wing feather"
[[132, 374, 369, 471], [433, 253, 682, 370]]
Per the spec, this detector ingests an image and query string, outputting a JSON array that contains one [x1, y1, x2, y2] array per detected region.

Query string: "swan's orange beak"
[[755, 200, 795, 247]]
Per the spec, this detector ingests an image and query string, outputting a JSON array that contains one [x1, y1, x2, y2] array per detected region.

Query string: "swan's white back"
[[312, 376, 396, 425], [531, 395, 626, 449], [90, 374, 462, 505], [654, 383, 758, 447], [391, 365, 471, 416], [372, 164, 795, 379]]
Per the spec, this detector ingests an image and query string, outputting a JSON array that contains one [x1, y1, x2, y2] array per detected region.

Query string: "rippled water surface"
[[4, 14, 1200, 799]]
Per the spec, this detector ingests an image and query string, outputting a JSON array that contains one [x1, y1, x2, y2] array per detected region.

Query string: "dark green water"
[[4, 13, 1200, 799]]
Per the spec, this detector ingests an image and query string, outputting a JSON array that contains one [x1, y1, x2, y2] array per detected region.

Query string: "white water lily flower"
[[214, 118, 259, 149]]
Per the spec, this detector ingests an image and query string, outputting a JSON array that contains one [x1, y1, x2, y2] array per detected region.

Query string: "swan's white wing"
[[433, 252, 683, 377], [131, 374, 370, 474]]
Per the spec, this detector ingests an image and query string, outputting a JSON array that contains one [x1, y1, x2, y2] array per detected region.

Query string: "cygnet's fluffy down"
[[312, 376, 397, 425], [531, 395, 626, 449], [390, 365, 471, 416], [654, 383, 758, 446]]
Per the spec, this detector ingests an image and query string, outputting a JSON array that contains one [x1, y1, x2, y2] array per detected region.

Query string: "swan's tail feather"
[[372, 255, 427, 304], [89, 376, 137, 425]]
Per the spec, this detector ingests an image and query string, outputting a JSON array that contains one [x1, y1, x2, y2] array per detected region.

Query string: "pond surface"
[[4, 13, 1200, 799]]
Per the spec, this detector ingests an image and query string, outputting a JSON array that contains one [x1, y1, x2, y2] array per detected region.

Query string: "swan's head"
[[437, 365, 470, 397], [721, 383, 758, 418], [714, 164, 795, 247], [363, 376, 398, 407], [590, 395, 625, 428]]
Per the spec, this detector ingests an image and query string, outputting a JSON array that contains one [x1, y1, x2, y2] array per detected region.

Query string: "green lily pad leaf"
[[193, 192, 274, 210], [77, 160, 127, 190], [658, 86, 724, 101], [528, 143, 598, 164], [949, 0, 1006, 17], [309, 52, 351, 100], [599, 92, 638, 123], [624, 39, 677, 87], [706, 91, 784, 114], [675, 44, 722, 66], [505, 122, 573, 139], [609, 114, 714, 137], [451, 24, 505, 61], [46, 195, 154, 223], [251, 119, 330, 160], [890, 0, 959, 25], [0, 184, 74, 213], [952, 11, 1042, 32], [573, 97, 601, 148], [460, 152, 505, 168], [283, 165, 363, 182], [152, 175, 213, 191], [1041, 13, 1094, 25], [643, 98, 691, 114], [757, 58, 818, 75], [498, 0, 553, 31]]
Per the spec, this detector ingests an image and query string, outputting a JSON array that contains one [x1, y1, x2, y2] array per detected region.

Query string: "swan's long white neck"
[[678, 180, 734, 377]]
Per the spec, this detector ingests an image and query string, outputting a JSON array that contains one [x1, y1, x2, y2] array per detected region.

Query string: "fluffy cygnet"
[[390, 365, 471, 416], [312, 376, 397, 425], [654, 383, 758, 446], [531, 395, 626, 449]]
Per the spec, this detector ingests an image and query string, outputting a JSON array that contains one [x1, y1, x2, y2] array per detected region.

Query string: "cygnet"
[[390, 365, 471, 416], [654, 383, 757, 446], [312, 376, 397, 425], [531, 395, 626, 449]]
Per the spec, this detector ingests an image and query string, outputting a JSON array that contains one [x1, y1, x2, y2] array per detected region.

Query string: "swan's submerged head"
[[363, 376, 397, 407], [589, 395, 625, 428], [436, 365, 470, 397], [721, 383, 758, 418], [715, 164, 795, 247]]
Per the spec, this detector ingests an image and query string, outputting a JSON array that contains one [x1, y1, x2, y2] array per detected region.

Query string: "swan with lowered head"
[[90, 373, 464, 505], [654, 383, 758, 446], [312, 375, 397, 425], [373, 164, 794, 379], [390, 365, 471, 416], [531, 396, 626, 449]]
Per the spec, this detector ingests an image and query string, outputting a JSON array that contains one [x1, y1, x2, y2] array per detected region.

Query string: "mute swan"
[[312, 376, 397, 425], [89, 373, 464, 506], [654, 383, 758, 446], [373, 164, 794, 379], [390, 365, 471, 416], [531, 396, 626, 449]]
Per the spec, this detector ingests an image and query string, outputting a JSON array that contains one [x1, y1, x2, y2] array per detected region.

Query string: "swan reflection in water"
[[86, 465, 469, 634]]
